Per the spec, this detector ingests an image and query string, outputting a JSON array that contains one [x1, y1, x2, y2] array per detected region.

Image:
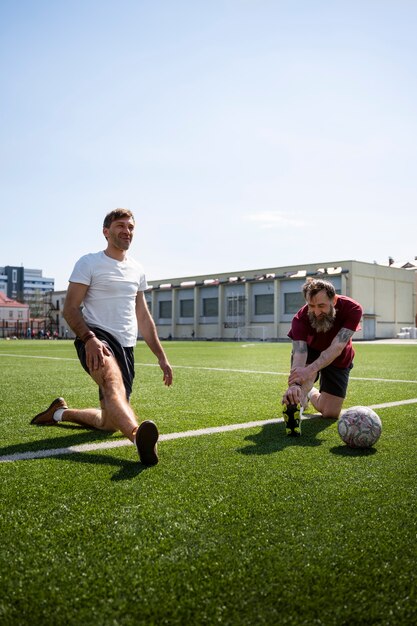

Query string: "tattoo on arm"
[[336, 328, 354, 344], [293, 340, 308, 354]]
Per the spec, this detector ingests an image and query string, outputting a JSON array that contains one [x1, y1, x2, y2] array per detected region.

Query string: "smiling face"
[[307, 289, 337, 332], [103, 217, 135, 253]]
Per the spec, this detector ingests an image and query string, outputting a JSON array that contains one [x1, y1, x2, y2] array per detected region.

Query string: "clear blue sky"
[[1, 0, 416, 290]]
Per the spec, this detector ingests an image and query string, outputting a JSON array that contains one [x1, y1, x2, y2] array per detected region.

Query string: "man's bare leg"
[[61, 355, 139, 441], [60, 407, 115, 432], [308, 388, 343, 418], [30, 355, 158, 464]]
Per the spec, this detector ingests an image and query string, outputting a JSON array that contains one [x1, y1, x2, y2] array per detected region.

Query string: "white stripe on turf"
[[1, 398, 416, 463], [1, 353, 417, 384]]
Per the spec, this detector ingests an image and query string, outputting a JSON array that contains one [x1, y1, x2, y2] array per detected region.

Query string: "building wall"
[[47, 260, 416, 342], [349, 261, 416, 338], [0, 266, 54, 314], [0, 295, 30, 338], [147, 260, 415, 341], [45, 291, 74, 338]]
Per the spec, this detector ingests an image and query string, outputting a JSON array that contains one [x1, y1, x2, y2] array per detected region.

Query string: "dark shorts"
[[307, 347, 353, 399], [74, 326, 135, 401]]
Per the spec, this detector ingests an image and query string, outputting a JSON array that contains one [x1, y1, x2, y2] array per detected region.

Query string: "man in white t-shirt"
[[30, 208, 173, 466]]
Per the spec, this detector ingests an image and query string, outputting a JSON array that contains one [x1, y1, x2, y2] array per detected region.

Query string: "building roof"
[[0, 292, 29, 308], [386, 259, 417, 270]]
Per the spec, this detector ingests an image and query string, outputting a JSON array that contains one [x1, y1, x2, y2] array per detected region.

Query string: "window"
[[284, 292, 305, 315], [180, 299, 194, 318], [145, 299, 152, 314], [202, 297, 218, 317], [255, 294, 274, 315], [159, 300, 172, 319], [227, 296, 245, 317]]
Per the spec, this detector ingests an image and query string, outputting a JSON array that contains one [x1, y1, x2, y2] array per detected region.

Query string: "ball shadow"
[[330, 445, 378, 456]]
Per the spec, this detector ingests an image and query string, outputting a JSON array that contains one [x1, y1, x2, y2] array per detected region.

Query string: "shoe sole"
[[283, 404, 301, 437], [135, 420, 159, 466], [30, 397, 67, 425]]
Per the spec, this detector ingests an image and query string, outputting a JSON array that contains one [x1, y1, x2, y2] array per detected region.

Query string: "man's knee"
[[319, 392, 343, 419], [99, 408, 118, 431], [321, 409, 340, 419], [92, 357, 124, 393]]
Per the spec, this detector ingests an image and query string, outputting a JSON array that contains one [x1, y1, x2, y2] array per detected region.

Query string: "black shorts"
[[307, 347, 353, 399], [74, 326, 135, 401]]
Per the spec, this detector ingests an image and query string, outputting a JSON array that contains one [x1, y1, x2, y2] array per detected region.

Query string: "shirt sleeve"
[[288, 307, 309, 341], [138, 272, 148, 292], [341, 299, 363, 332], [68, 255, 92, 286]]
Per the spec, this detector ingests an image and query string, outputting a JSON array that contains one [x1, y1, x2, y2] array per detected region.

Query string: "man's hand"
[[282, 384, 302, 406], [85, 338, 111, 371], [159, 357, 173, 387], [288, 366, 313, 387]]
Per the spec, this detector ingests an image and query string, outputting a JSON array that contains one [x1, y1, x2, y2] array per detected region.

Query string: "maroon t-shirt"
[[288, 295, 363, 368]]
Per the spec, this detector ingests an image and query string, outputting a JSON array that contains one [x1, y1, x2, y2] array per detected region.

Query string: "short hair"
[[103, 208, 135, 229], [302, 278, 336, 301]]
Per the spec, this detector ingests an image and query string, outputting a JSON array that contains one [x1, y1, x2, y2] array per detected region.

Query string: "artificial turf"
[[0, 339, 416, 625]]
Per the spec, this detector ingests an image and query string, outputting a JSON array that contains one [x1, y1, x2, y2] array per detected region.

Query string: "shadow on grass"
[[330, 445, 377, 457], [0, 425, 148, 481], [238, 416, 334, 456], [0, 424, 118, 455], [53, 451, 147, 481]]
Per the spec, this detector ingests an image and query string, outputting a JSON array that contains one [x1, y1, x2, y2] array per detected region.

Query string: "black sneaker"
[[283, 404, 301, 436], [135, 420, 159, 466]]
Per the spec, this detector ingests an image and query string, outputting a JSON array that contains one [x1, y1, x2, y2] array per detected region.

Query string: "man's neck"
[[104, 246, 127, 262]]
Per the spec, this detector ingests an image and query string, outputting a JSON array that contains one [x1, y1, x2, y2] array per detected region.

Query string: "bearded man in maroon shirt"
[[282, 278, 362, 436]]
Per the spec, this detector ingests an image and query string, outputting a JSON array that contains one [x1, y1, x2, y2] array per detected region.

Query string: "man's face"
[[307, 290, 337, 332], [103, 217, 135, 251]]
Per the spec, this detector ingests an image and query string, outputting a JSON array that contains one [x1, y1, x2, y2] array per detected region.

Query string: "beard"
[[308, 305, 336, 333], [109, 232, 131, 250]]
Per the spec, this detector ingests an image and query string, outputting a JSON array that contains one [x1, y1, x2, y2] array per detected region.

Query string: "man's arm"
[[291, 340, 308, 368], [288, 327, 355, 386], [136, 292, 173, 386], [282, 340, 308, 405], [63, 282, 91, 338], [63, 282, 111, 370]]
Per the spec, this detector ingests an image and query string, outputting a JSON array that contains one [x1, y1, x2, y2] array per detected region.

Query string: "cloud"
[[244, 211, 305, 229]]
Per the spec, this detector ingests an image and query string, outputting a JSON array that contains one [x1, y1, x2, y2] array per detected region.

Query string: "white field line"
[[1, 398, 416, 463], [0, 353, 416, 384], [0, 353, 77, 361]]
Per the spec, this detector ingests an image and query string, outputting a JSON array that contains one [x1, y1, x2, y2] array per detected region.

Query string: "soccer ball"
[[337, 406, 382, 448]]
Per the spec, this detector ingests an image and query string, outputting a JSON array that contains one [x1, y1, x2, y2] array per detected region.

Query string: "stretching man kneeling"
[[282, 278, 362, 436]]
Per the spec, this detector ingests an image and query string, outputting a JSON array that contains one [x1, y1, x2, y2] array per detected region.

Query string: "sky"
[[1, 0, 416, 290]]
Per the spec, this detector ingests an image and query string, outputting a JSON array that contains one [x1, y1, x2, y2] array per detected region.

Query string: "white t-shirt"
[[68, 251, 148, 347]]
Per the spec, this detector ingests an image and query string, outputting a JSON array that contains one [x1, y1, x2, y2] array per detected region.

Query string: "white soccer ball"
[[338, 406, 382, 448]]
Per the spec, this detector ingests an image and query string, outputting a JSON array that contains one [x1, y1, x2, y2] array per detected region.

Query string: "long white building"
[[47, 259, 416, 342], [145, 259, 416, 341]]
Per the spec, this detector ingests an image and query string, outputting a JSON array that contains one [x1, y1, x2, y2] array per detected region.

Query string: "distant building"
[[48, 259, 416, 342], [44, 290, 73, 338], [382, 258, 417, 328], [0, 292, 30, 338], [0, 265, 54, 316]]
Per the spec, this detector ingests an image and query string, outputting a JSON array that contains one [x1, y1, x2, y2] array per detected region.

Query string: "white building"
[[44, 290, 72, 338], [48, 259, 416, 342], [145, 259, 416, 341], [0, 292, 30, 338]]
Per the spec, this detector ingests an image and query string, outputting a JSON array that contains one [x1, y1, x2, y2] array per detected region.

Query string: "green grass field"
[[0, 339, 416, 625]]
